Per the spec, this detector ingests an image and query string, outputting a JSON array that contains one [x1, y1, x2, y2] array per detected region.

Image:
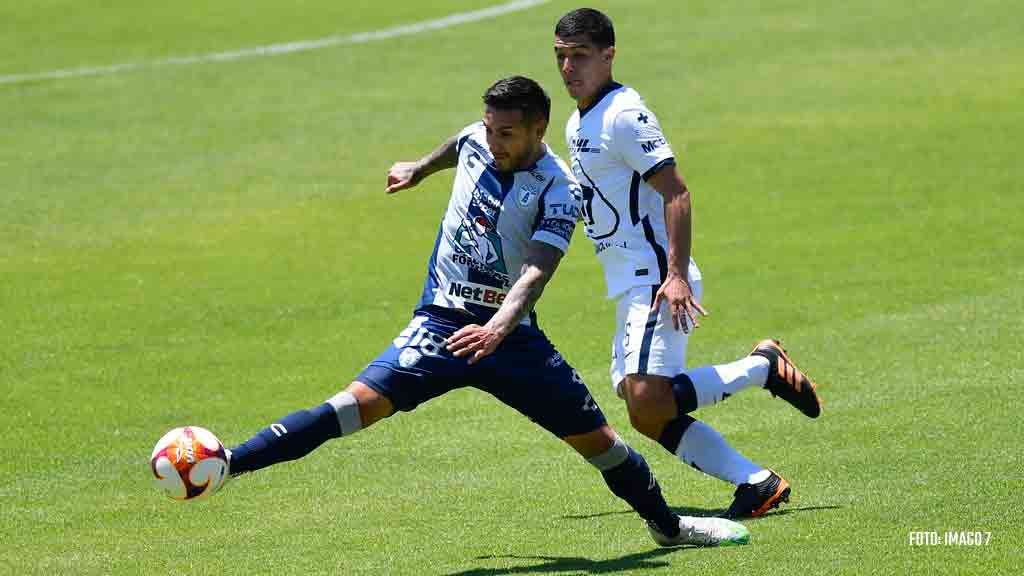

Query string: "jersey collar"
[[578, 81, 623, 119]]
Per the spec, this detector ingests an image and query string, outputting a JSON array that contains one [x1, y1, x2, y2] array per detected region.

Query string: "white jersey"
[[565, 82, 693, 298], [417, 122, 582, 326]]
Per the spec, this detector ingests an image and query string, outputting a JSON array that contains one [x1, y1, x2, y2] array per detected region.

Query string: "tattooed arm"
[[385, 134, 459, 194], [446, 240, 564, 364]]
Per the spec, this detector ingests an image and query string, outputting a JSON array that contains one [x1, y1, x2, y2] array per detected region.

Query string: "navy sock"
[[670, 373, 699, 414], [228, 403, 341, 476], [600, 447, 679, 537], [657, 413, 696, 455]]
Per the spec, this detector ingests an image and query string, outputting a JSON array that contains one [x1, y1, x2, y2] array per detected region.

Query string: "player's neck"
[[578, 77, 617, 111], [509, 143, 546, 173]]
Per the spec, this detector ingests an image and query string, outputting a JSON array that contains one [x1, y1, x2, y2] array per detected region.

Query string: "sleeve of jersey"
[[530, 178, 581, 255], [612, 108, 676, 181]]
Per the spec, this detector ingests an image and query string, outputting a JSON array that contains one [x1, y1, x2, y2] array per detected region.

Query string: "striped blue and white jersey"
[[565, 83, 693, 299], [416, 122, 582, 326]]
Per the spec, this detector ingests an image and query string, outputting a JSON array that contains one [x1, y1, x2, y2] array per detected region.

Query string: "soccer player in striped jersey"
[[553, 8, 823, 518], [213, 76, 749, 547]]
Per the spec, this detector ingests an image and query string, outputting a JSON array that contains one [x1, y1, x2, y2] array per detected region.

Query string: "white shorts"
[[610, 263, 703, 397]]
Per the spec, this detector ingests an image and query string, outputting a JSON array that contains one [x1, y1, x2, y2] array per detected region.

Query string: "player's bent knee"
[[338, 381, 394, 429], [627, 412, 667, 441], [623, 374, 677, 431], [562, 425, 617, 459], [624, 374, 674, 404], [324, 389, 364, 436], [584, 433, 630, 471]]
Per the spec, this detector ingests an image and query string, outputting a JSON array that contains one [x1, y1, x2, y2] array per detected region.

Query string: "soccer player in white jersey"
[[202, 77, 749, 547], [553, 9, 824, 518]]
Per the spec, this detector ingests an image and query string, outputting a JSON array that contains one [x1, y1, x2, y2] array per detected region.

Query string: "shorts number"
[[393, 316, 446, 358]]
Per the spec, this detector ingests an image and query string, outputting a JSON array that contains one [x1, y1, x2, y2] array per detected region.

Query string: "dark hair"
[[482, 76, 551, 125], [555, 8, 615, 48]]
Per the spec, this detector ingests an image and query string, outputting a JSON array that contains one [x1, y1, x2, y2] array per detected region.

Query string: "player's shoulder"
[[537, 148, 576, 183], [606, 86, 657, 123], [458, 120, 485, 140], [537, 149, 582, 198], [609, 84, 647, 107], [456, 121, 487, 155]]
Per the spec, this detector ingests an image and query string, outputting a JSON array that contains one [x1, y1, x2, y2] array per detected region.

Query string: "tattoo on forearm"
[[419, 136, 458, 176], [492, 273, 548, 330]]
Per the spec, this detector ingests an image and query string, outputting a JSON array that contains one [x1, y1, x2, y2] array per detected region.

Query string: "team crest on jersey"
[[517, 182, 540, 207]]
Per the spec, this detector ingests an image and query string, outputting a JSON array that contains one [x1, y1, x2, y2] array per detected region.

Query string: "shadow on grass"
[[740, 505, 844, 519], [561, 505, 719, 520], [444, 506, 843, 575], [442, 549, 680, 576], [561, 504, 843, 521]]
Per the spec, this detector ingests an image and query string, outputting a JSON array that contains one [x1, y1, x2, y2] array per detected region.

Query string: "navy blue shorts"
[[356, 306, 607, 439]]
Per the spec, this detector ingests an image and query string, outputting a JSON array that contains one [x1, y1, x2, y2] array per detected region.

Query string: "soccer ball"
[[150, 426, 228, 501]]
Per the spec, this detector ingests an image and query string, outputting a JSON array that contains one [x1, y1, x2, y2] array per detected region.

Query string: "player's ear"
[[603, 46, 616, 63], [533, 117, 548, 141]]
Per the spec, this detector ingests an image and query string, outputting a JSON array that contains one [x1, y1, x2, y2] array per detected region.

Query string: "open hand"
[[446, 324, 505, 365], [652, 274, 707, 333]]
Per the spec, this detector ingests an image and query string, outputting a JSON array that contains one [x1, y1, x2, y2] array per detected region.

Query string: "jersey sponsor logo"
[[470, 186, 502, 220], [547, 202, 582, 220], [449, 252, 513, 288], [447, 279, 508, 308], [453, 211, 507, 275], [570, 137, 601, 154], [463, 138, 491, 169], [633, 112, 666, 140], [594, 239, 629, 254], [538, 218, 575, 243], [641, 137, 667, 154]]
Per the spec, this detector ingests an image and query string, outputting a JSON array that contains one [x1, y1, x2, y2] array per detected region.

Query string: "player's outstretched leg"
[[574, 428, 750, 547], [226, 384, 383, 477], [749, 339, 822, 418]]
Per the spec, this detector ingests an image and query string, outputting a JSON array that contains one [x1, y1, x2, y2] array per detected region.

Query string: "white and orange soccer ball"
[[150, 426, 228, 501]]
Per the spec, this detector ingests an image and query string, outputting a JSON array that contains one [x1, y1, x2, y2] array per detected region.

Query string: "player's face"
[[554, 35, 615, 104], [483, 107, 545, 173]]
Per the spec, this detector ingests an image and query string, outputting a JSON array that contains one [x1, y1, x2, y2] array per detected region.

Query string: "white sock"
[[676, 420, 770, 485], [685, 355, 769, 409]]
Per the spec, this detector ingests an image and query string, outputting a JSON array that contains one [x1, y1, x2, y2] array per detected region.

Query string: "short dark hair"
[[482, 76, 551, 125], [555, 8, 615, 48]]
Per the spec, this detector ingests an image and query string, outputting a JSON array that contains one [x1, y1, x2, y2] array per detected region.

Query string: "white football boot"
[[647, 515, 750, 547]]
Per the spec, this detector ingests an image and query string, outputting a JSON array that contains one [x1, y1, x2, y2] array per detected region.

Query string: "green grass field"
[[2, 0, 1022, 573]]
